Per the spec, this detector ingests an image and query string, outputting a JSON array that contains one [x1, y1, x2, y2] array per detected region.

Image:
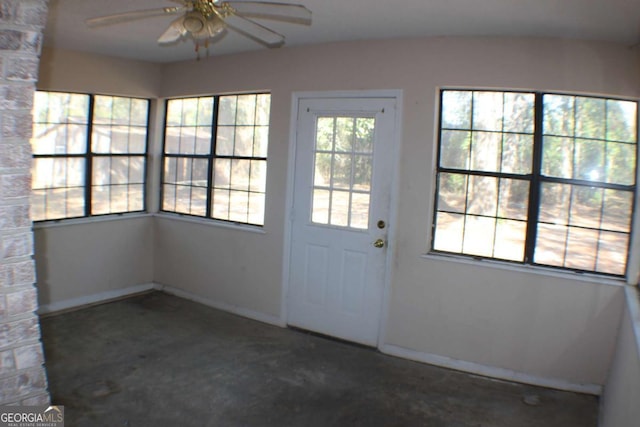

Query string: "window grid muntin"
[[433, 89, 638, 277], [311, 115, 375, 230], [535, 92, 636, 275], [160, 93, 270, 226], [31, 91, 150, 221], [434, 90, 535, 262]]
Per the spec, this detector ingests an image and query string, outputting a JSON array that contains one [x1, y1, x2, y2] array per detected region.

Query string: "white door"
[[287, 96, 397, 346]]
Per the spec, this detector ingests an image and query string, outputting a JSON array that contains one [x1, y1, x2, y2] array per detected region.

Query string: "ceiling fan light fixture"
[[183, 11, 206, 33]]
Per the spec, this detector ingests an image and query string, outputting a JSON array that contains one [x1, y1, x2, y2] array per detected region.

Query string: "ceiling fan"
[[86, 0, 312, 57]]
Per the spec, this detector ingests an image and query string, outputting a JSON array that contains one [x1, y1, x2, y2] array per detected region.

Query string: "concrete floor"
[[40, 292, 598, 427]]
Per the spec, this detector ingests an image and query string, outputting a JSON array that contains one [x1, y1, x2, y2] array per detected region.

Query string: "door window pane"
[[311, 116, 376, 230]]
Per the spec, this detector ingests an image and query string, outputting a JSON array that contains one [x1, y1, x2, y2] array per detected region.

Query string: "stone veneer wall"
[[0, 0, 49, 405]]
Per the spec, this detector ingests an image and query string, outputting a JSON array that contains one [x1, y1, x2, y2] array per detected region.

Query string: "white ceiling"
[[44, 0, 640, 63]]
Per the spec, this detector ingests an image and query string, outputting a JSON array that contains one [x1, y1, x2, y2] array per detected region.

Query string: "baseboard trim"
[[38, 283, 156, 316], [158, 285, 285, 327], [380, 344, 602, 396]]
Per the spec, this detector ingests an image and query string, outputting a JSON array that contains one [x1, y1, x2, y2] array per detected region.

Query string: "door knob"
[[373, 238, 385, 248]]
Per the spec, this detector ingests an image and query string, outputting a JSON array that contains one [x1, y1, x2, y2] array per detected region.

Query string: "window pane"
[[606, 141, 636, 185], [236, 94, 257, 125], [441, 91, 471, 129], [462, 216, 496, 257], [314, 153, 332, 186], [501, 134, 532, 174], [254, 126, 269, 157], [164, 127, 181, 154], [350, 193, 370, 229], [602, 190, 632, 232], [175, 185, 192, 214], [212, 188, 230, 220], [248, 192, 265, 225], [335, 118, 354, 152], [312, 189, 330, 224], [534, 223, 567, 267], [255, 94, 271, 126], [195, 126, 212, 155], [181, 98, 198, 126], [162, 184, 176, 211], [330, 190, 350, 227], [230, 159, 250, 191], [190, 187, 207, 216], [472, 92, 503, 132], [166, 99, 183, 126], [218, 96, 238, 125], [353, 155, 372, 192], [129, 127, 147, 154], [216, 126, 235, 156], [607, 99, 637, 143], [316, 117, 334, 151], [597, 232, 628, 275], [493, 219, 526, 261], [466, 176, 498, 217], [539, 183, 570, 224], [497, 179, 529, 221], [440, 130, 470, 169], [332, 154, 352, 189], [470, 131, 501, 172], [213, 158, 231, 189], [564, 228, 598, 271], [433, 212, 464, 253], [355, 118, 375, 153], [178, 127, 196, 155], [542, 136, 574, 179], [575, 97, 605, 139], [569, 186, 602, 229], [503, 92, 535, 134], [229, 190, 249, 222], [543, 94, 574, 136], [574, 138, 604, 182], [234, 126, 254, 157], [437, 173, 467, 214], [130, 99, 149, 126], [197, 98, 214, 126], [249, 160, 267, 193]]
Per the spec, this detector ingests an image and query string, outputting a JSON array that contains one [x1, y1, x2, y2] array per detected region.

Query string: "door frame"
[[280, 90, 403, 348]]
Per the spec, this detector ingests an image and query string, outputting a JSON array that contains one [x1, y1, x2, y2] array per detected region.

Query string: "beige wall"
[[38, 47, 162, 97], [34, 217, 154, 312], [158, 37, 639, 389], [37, 37, 640, 390], [601, 287, 640, 426]]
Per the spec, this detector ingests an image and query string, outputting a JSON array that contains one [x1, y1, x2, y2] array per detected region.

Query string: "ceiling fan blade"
[[224, 1, 311, 25], [158, 16, 188, 44], [86, 6, 186, 27], [223, 14, 285, 46]]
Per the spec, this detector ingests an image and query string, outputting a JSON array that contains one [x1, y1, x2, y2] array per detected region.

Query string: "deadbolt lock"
[[377, 220, 386, 229]]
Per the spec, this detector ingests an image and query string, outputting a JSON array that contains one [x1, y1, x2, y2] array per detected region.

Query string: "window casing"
[[31, 91, 149, 221], [161, 93, 270, 226], [433, 89, 638, 277]]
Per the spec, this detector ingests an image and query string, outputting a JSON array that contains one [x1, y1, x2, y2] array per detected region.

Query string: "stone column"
[[0, 0, 50, 405]]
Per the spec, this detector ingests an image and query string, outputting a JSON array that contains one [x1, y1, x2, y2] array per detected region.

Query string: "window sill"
[[152, 212, 267, 235], [420, 252, 628, 288], [33, 212, 152, 230]]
